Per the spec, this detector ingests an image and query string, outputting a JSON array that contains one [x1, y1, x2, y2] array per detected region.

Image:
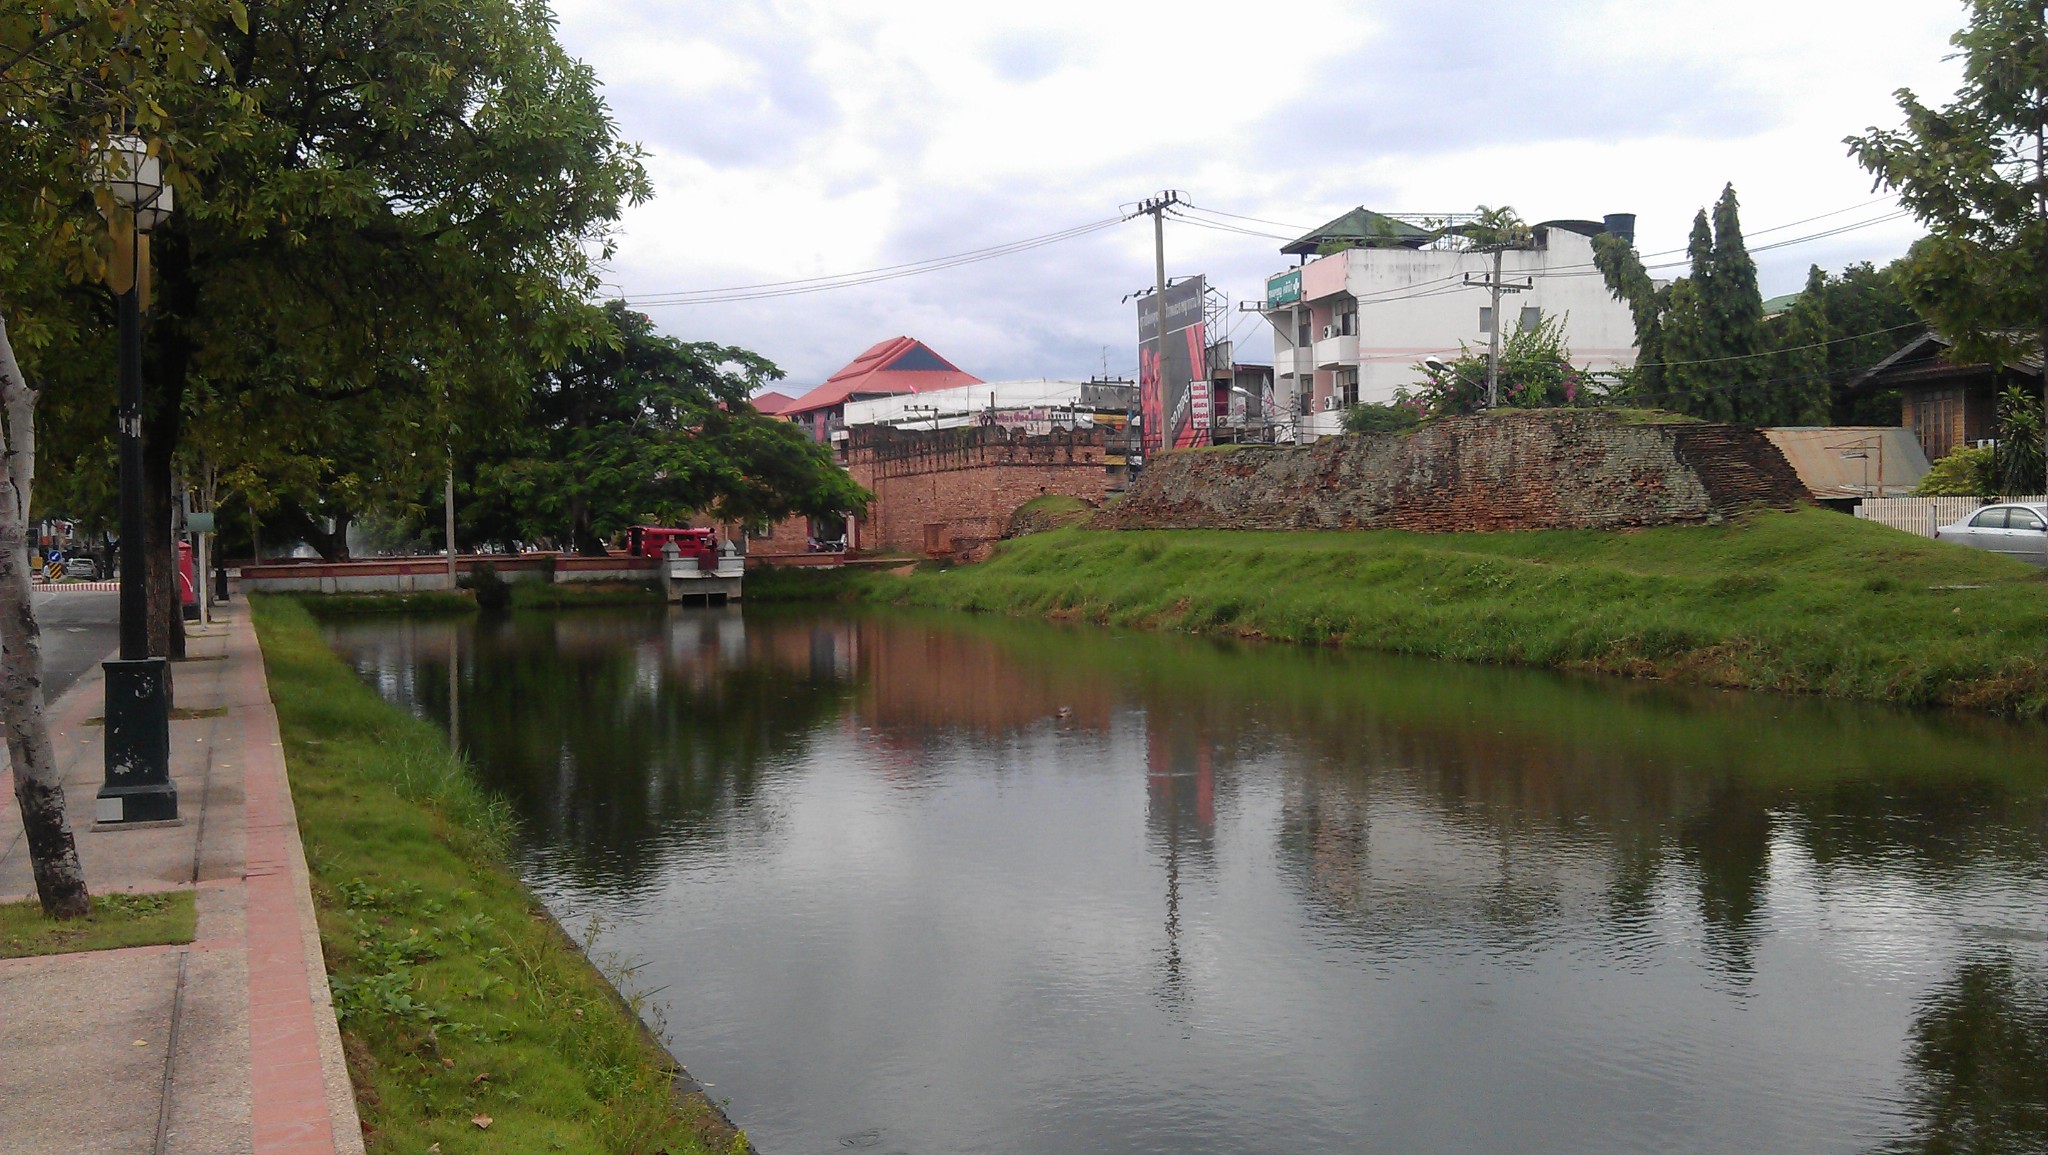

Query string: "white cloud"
[[555, 0, 1971, 385]]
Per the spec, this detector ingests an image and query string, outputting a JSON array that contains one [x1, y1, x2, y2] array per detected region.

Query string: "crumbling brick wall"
[[1096, 411, 1810, 532], [847, 425, 1110, 560]]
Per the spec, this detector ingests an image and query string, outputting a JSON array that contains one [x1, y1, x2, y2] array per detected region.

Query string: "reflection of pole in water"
[[447, 626, 459, 750], [1147, 719, 1215, 1016]]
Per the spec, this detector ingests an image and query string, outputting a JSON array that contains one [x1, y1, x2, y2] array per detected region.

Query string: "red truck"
[[626, 526, 720, 568]]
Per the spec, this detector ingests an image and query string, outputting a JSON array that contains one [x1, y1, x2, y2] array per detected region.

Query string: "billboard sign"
[[1136, 275, 1208, 453], [1265, 268, 1301, 308]]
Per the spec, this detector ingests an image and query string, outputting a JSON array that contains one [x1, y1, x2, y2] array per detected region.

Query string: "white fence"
[[1855, 495, 2048, 538]]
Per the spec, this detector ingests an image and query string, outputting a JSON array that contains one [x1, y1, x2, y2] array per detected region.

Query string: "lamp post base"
[[99, 658, 177, 823]]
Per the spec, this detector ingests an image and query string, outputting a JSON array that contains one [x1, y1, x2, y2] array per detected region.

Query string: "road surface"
[[31, 590, 119, 702]]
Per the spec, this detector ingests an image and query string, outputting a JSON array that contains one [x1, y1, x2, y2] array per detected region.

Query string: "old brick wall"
[[847, 426, 1110, 559], [1097, 411, 1810, 532]]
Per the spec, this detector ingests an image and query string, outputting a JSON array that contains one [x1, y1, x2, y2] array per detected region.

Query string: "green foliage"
[[1848, 0, 2048, 476], [1847, 0, 2048, 368], [1598, 185, 1919, 426], [250, 596, 738, 1154], [466, 303, 869, 554], [1997, 385, 2046, 494], [457, 563, 512, 611], [1765, 266, 1834, 426], [822, 508, 2048, 716], [1917, 445, 1999, 496], [1400, 314, 1597, 417], [1341, 401, 1426, 434]]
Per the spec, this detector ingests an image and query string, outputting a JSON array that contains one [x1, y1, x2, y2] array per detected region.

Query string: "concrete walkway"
[[0, 604, 364, 1155]]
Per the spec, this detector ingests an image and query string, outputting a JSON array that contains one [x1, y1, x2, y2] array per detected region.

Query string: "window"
[[1971, 508, 2008, 529], [1335, 368, 1360, 407], [1911, 387, 1965, 459], [1297, 319, 1312, 345], [1479, 306, 1494, 334], [1333, 307, 1358, 337], [2014, 509, 2045, 531], [1519, 306, 1542, 331]]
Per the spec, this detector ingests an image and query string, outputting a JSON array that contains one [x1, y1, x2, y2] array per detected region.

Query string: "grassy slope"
[[252, 596, 739, 1155], [786, 507, 2048, 715], [0, 890, 195, 959]]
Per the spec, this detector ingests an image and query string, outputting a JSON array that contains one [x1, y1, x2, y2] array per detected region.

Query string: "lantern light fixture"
[[92, 134, 174, 233]]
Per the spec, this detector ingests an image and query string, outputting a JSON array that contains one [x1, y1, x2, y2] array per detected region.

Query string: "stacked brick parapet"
[[1095, 411, 1810, 533], [846, 425, 1111, 560]]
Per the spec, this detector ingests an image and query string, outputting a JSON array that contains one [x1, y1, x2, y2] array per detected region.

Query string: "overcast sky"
[[552, 0, 1968, 390]]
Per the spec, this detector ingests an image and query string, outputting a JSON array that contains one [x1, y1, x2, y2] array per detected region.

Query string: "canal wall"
[[237, 553, 658, 594], [1096, 411, 1810, 532], [846, 425, 1111, 561]]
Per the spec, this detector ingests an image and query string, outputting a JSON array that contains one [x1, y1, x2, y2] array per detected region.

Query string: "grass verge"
[[0, 890, 196, 959], [508, 582, 664, 610], [296, 590, 479, 618], [251, 595, 742, 1155], [784, 506, 2048, 716]]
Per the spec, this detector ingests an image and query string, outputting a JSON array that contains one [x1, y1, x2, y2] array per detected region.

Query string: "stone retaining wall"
[[1096, 412, 1809, 533]]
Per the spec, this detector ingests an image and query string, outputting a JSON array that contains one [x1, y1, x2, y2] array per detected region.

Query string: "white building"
[[841, 379, 1132, 433], [1258, 208, 1641, 438]]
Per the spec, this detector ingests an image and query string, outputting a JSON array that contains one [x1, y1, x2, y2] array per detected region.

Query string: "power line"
[[620, 216, 1123, 306]]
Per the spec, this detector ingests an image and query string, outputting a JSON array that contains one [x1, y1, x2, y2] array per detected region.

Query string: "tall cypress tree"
[[1771, 266, 1834, 426], [1706, 185, 1767, 421]]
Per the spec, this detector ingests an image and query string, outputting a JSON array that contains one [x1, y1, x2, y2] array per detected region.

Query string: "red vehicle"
[[626, 526, 719, 567]]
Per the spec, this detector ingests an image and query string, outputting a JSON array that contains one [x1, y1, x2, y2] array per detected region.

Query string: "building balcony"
[[1313, 333, 1359, 369], [1274, 349, 1315, 378]]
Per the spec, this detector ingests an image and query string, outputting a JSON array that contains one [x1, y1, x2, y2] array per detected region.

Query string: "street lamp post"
[[94, 134, 178, 825]]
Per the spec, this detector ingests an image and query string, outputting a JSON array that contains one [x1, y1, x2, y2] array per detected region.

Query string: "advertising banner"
[[1136, 275, 1208, 454], [1265, 268, 1301, 308]]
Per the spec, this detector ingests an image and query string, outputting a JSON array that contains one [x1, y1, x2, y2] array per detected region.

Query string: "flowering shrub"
[[1396, 314, 1602, 418]]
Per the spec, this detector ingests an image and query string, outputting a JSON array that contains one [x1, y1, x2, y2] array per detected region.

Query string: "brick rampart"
[[1096, 411, 1810, 532], [846, 425, 1110, 560]]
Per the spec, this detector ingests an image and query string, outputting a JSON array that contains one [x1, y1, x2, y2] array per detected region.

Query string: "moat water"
[[326, 605, 2048, 1155]]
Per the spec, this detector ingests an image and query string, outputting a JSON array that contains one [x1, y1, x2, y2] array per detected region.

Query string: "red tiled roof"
[[749, 390, 799, 415], [781, 337, 982, 416]]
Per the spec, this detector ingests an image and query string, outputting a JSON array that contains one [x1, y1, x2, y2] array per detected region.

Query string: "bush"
[[1917, 444, 1998, 496], [457, 562, 512, 610], [1342, 402, 1425, 435]]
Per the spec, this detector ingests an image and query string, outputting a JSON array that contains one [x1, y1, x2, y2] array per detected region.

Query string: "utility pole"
[[1130, 191, 1185, 452], [1466, 248, 1532, 409], [444, 458, 457, 588]]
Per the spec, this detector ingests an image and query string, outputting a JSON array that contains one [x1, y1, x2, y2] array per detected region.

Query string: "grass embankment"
[[0, 890, 195, 959], [766, 506, 2048, 715], [251, 596, 739, 1155]]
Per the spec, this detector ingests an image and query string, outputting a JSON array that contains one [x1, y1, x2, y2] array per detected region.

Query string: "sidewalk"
[[0, 603, 364, 1155]]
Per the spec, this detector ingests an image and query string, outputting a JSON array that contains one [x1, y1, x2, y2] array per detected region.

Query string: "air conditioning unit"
[[1321, 324, 1339, 340], [1323, 396, 1337, 411]]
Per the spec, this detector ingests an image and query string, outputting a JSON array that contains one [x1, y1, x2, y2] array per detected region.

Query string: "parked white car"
[[1933, 502, 2048, 565], [62, 556, 99, 579]]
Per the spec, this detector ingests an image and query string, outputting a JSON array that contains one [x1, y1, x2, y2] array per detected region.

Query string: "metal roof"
[[1760, 426, 1930, 499]]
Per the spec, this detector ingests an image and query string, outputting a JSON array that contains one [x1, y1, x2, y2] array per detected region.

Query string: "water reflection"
[[1879, 954, 2048, 1154], [328, 606, 2048, 1155]]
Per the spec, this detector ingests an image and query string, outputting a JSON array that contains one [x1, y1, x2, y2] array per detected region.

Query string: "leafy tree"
[[1599, 184, 1882, 426], [1847, 0, 2048, 476], [1592, 231, 1664, 400], [1765, 266, 1834, 426], [1819, 260, 1923, 425], [468, 304, 869, 554], [1, 0, 258, 916], [1706, 185, 1768, 419]]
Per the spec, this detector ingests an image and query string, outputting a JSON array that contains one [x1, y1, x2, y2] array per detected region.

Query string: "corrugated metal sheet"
[[1762, 426, 1930, 499]]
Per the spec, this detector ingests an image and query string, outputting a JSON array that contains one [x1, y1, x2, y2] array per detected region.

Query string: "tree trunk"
[[0, 311, 89, 918]]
